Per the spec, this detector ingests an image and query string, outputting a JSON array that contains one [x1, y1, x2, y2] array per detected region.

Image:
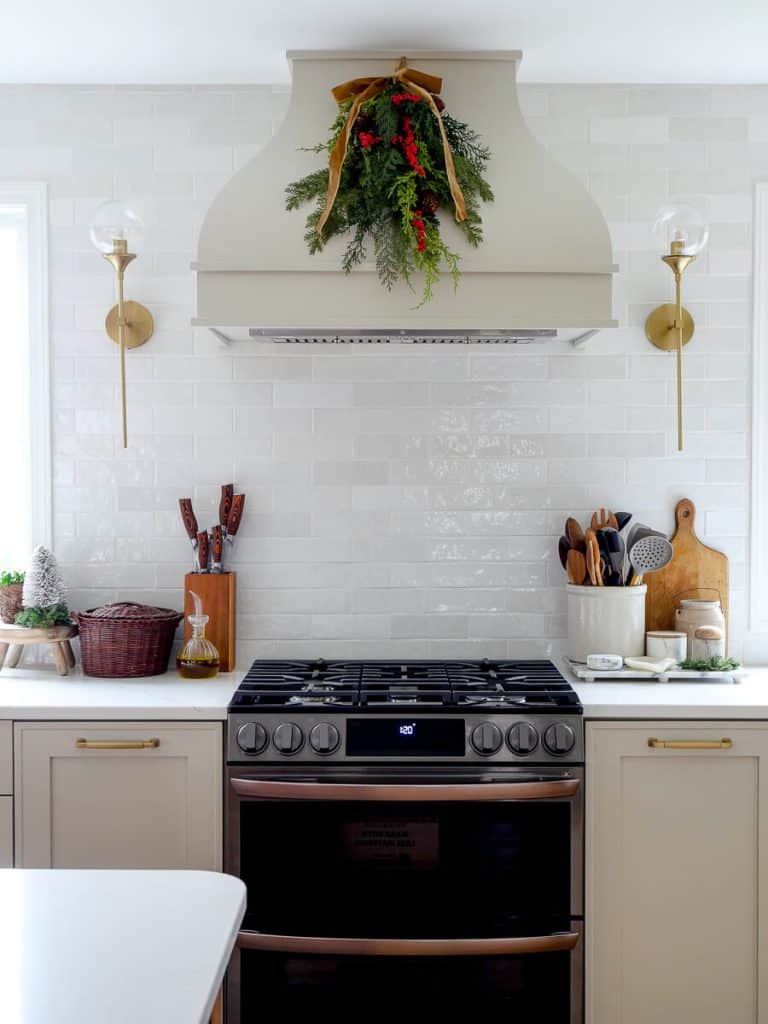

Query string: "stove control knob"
[[309, 722, 341, 755], [273, 722, 304, 755], [543, 722, 576, 756], [470, 722, 503, 756], [236, 722, 268, 755], [507, 721, 539, 756]]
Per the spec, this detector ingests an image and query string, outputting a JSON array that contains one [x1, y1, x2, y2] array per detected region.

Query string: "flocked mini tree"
[[15, 545, 71, 628]]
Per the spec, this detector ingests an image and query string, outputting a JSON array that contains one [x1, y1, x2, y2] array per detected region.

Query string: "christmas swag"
[[285, 61, 493, 304]]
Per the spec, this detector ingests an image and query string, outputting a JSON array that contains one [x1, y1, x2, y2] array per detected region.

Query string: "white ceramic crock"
[[566, 584, 647, 663]]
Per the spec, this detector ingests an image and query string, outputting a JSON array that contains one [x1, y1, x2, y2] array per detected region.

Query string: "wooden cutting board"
[[645, 498, 729, 649]]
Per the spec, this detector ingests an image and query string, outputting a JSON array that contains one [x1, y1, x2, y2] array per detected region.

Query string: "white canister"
[[566, 584, 647, 663], [675, 594, 726, 657], [646, 630, 687, 662]]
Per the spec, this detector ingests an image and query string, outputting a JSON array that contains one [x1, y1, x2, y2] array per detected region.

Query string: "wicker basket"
[[0, 584, 24, 625], [74, 602, 183, 678]]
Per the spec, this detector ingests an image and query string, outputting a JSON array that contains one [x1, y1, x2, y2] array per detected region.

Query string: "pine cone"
[[353, 113, 375, 135], [431, 94, 446, 113], [420, 190, 440, 216]]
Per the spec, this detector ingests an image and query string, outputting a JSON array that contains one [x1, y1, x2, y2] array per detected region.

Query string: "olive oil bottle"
[[177, 591, 220, 679]]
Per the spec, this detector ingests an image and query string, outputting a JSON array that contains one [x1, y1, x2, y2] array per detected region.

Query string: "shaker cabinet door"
[[14, 722, 222, 870], [0, 796, 12, 866], [586, 721, 768, 1024]]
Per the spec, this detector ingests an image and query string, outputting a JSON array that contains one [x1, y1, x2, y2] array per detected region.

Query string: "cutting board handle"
[[675, 498, 697, 535]]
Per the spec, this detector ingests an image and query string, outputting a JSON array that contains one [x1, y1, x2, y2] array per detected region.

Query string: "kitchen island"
[[0, 869, 245, 1023]]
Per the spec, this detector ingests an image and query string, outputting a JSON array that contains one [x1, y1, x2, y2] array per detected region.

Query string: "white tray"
[[566, 658, 745, 685]]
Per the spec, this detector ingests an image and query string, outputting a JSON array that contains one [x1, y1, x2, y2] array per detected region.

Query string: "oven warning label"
[[343, 821, 439, 867]]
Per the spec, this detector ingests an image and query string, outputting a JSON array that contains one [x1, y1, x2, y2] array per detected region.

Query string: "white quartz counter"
[[0, 664, 767, 720], [0, 869, 245, 1024], [0, 666, 241, 719], [570, 667, 768, 719]]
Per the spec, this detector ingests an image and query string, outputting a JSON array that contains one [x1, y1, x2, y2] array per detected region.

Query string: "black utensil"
[[597, 527, 624, 585], [615, 511, 632, 533], [558, 535, 570, 571]]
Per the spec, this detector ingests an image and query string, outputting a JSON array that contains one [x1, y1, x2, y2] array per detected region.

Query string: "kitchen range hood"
[[193, 51, 616, 346]]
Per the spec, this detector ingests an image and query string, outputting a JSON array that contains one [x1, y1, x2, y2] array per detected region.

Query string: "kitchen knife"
[[219, 484, 234, 538], [196, 530, 210, 573], [179, 499, 199, 549], [211, 524, 223, 573], [226, 494, 246, 544]]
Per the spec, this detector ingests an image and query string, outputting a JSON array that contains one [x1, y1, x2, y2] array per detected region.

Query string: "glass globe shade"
[[652, 202, 709, 256], [89, 200, 145, 254]]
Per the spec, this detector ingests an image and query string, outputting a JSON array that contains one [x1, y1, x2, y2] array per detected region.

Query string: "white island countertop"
[[1, 663, 768, 720], [0, 869, 245, 1024]]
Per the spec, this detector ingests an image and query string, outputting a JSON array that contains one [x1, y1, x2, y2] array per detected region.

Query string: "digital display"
[[346, 718, 465, 757]]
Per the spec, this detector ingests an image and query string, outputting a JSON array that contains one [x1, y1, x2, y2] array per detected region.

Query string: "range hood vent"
[[194, 51, 616, 342]]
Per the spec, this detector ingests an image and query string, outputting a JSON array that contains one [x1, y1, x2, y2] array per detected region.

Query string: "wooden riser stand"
[[183, 573, 236, 672]]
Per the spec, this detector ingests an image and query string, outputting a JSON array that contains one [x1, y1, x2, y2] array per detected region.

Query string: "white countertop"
[[571, 670, 768, 719], [0, 869, 245, 1024], [0, 667, 240, 719], [0, 663, 767, 720]]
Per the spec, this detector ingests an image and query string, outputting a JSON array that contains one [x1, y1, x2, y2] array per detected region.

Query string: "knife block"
[[183, 572, 236, 672]]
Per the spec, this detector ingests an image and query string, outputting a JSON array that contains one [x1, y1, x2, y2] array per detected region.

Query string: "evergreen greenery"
[[15, 603, 71, 629], [0, 570, 24, 587], [286, 82, 493, 305]]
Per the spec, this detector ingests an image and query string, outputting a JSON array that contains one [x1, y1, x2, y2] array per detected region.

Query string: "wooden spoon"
[[585, 529, 604, 586], [591, 508, 619, 531], [566, 548, 587, 585], [558, 535, 571, 570], [565, 517, 586, 552]]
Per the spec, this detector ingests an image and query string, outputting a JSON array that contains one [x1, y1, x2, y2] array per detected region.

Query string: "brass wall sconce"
[[645, 202, 709, 452], [89, 201, 154, 448]]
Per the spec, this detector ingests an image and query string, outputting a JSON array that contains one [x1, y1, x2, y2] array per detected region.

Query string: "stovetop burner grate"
[[231, 659, 580, 713]]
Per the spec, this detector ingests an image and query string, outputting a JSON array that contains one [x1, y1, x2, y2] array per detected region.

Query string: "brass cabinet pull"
[[648, 737, 732, 750], [75, 738, 160, 750]]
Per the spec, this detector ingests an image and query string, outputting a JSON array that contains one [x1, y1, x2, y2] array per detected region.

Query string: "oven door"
[[226, 765, 583, 1023]]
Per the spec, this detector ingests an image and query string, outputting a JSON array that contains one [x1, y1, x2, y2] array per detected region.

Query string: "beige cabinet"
[[14, 721, 222, 870], [0, 721, 12, 866], [587, 721, 768, 1024]]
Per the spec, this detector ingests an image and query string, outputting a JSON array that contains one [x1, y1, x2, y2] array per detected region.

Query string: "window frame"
[[751, 181, 768, 634], [0, 181, 51, 553]]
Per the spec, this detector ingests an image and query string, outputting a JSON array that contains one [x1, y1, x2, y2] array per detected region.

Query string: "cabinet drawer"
[[0, 796, 12, 866], [0, 722, 11, 794]]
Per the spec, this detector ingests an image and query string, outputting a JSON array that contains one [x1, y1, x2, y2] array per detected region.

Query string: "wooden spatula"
[[591, 508, 619, 531], [566, 549, 587, 585]]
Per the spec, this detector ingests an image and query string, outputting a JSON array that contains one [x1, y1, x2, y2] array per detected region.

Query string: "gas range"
[[228, 658, 583, 764]]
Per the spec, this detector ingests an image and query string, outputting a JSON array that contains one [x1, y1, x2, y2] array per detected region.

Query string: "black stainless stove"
[[228, 658, 583, 764]]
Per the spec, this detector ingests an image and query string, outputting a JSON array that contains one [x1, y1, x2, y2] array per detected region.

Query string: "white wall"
[[1, 82, 758, 662]]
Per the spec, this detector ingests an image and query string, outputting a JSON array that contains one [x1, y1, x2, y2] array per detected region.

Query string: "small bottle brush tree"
[[15, 545, 71, 628]]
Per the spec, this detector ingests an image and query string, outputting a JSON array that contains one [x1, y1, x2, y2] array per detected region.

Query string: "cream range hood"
[[193, 50, 616, 346]]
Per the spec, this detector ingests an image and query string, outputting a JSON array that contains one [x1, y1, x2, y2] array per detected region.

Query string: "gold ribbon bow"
[[315, 58, 468, 236]]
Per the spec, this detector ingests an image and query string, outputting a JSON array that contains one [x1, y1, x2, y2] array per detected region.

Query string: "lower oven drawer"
[[230, 923, 583, 1023]]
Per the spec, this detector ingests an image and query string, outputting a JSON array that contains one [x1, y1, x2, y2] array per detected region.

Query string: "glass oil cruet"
[[176, 590, 220, 679]]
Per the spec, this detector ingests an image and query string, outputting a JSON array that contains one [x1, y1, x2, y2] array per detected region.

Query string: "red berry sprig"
[[411, 210, 427, 253], [392, 115, 426, 177], [358, 131, 381, 150], [391, 92, 422, 105]]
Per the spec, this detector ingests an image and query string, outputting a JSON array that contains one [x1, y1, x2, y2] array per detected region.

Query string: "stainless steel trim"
[[236, 931, 579, 956], [230, 776, 580, 802]]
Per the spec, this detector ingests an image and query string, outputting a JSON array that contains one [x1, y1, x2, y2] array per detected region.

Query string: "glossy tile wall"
[[2, 82, 757, 661]]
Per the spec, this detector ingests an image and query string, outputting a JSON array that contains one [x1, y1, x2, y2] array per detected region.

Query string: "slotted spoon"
[[627, 534, 673, 584]]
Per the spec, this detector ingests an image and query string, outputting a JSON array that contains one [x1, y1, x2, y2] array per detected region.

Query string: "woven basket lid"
[[83, 602, 181, 620]]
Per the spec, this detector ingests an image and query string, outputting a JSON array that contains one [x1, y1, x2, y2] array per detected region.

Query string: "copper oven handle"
[[230, 778, 579, 802], [237, 931, 579, 957]]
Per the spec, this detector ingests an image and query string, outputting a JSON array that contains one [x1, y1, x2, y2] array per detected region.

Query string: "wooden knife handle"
[[179, 499, 198, 544], [196, 531, 210, 572], [211, 525, 223, 567], [219, 484, 234, 532], [227, 494, 245, 538]]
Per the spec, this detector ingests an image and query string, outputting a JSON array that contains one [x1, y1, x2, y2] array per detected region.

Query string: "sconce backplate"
[[644, 303, 694, 351], [105, 301, 154, 349]]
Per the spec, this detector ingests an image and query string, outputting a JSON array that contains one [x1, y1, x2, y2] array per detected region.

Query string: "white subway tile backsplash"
[[7, 80, 750, 657]]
